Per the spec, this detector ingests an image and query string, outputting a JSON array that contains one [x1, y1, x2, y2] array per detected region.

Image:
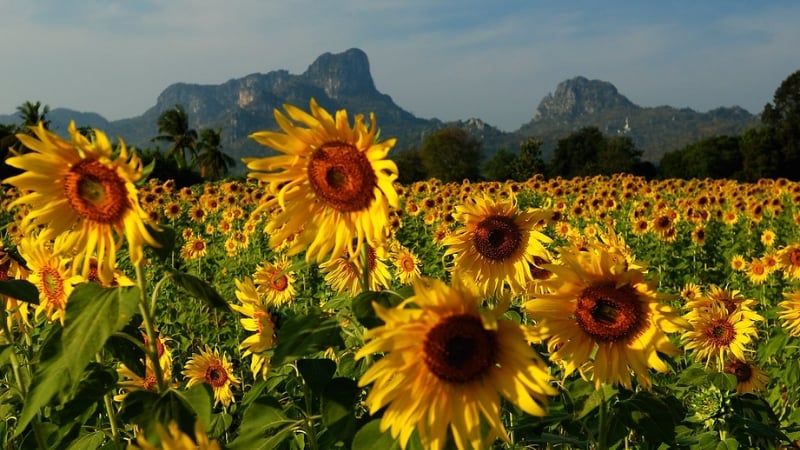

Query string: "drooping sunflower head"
[[524, 242, 688, 389], [5, 121, 159, 285], [442, 194, 553, 296], [244, 99, 399, 264], [356, 276, 554, 450]]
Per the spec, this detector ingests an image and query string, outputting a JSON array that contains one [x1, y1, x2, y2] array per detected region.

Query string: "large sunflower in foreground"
[[356, 277, 554, 450], [442, 194, 553, 296], [523, 242, 687, 389], [4, 121, 159, 285], [243, 99, 399, 264]]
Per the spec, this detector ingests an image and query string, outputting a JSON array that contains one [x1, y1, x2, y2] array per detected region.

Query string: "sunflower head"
[[244, 99, 399, 264]]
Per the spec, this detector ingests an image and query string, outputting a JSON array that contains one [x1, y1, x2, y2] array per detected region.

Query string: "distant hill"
[[1, 49, 761, 170], [516, 76, 760, 162]]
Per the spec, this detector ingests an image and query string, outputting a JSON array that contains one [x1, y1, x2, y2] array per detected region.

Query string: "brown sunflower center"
[[307, 143, 376, 212], [400, 256, 416, 273], [705, 319, 735, 346], [142, 374, 158, 391], [41, 267, 65, 307], [423, 314, 497, 383], [64, 159, 130, 224], [726, 360, 752, 382], [204, 363, 229, 388], [271, 274, 288, 291], [473, 215, 522, 261], [0, 260, 10, 280], [790, 249, 800, 267], [575, 283, 646, 343]]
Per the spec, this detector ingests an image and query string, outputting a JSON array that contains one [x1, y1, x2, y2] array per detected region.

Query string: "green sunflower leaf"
[[15, 284, 140, 436], [0, 279, 39, 304], [169, 270, 230, 312], [226, 396, 297, 450]]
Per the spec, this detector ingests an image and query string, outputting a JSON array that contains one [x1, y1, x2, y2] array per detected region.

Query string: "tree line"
[[1, 103, 235, 186], [394, 69, 800, 183]]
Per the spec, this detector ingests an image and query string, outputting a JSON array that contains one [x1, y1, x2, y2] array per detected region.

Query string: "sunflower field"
[[2, 100, 800, 450]]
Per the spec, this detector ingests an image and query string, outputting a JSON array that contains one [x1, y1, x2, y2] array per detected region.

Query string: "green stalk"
[[96, 352, 120, 444], [0, 302, 48, 450], [597, 386, 609, 450], [134, 263, 167, 393]]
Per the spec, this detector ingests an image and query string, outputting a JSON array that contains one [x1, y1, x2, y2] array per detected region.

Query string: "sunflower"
[[0, 245, 32, 331], [252, 257, 296, 307], [129, 420, 221, 450], [681, 305, 760, 368], [356, 277, 554, 450], [777, 244, 800, 280], [4, 121, 159, 285], [18, 237, 84, 324], [320, 246, 392, 296], [390, 245, 422, 285], [182, 346, 241, 408], [244, 99, 399, 264], [760, 229, 777, 248], [730, 254, 747, 272], [724, 358, 769, 395], [180, 236, 208, 261], [684, 285, 761, 321], [232, 277, 276, 380], [114, 335, 174, 402], [778, 290, 800, 337], [746, 257, 769, 285], [523, 242, 687, 389], [442, 195, 552, 296]]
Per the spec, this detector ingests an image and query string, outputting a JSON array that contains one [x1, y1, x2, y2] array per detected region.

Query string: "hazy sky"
[[1, 0, 798, 131]]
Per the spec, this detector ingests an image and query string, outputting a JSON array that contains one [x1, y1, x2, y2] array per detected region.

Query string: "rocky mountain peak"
[[302, 48, 377, 98], [535, 76, 636, 121]]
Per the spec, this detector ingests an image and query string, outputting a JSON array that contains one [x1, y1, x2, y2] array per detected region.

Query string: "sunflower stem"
[[597, 386, 609, 450], [135, 262, 167, 393], [301, 375, 319, 450], [96, 352, 120, 444], [0, 303, 48, 450], [359, 244, 370, 293]]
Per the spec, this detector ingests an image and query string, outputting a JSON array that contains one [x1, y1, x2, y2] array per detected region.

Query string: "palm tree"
[[17, 100, 51, 131], [152, 104, 198, 170], [194, 128, 235, 180]]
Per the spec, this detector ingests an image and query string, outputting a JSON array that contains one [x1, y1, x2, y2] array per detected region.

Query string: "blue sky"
[[1, 0, 798, 131]]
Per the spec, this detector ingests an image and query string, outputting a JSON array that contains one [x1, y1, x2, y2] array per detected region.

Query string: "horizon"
[[1, 1, 798, 131]]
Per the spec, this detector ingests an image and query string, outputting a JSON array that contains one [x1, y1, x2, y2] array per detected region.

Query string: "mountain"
[[1, 50, 761, 169], [517, 76, 759, 161]]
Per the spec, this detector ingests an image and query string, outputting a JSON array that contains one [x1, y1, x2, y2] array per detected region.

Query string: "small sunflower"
[[442, 195, 553, 296], [724, 358, 769, 395], [129, 420, 221, 450], [0, 245, 32, 331], [777, 244, 800, 280], [4, 121, 160, 285], [320, 246, 392, 296], [523, 242, 688, 389], [778, 290, 800, 337], [244, 99, 399, 264], [18, 237, 84, 324], [182, 346, 241, 408], [746, 257, 769, 285], [681, 305, 760, 368], [180, 236, 209, 261], [233, 277, 276, 380], [760, 229, 777, 247], [356, 277, 554, 450], [390, 245, 422, 285], [252, 257, 296, 307]]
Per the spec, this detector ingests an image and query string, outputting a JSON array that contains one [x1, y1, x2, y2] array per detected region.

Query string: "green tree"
[[152, 104, 198, 170], [194, 128, 235, 180], [483, 149, 518, 181], [393, 146, 427, 184], [657, 135, 742, 180], [761, 69, 800, 179], [419, 128, 482, 182], [739, 127, 781, 181], [511, 137, 547, 181], [597, 136, 643, 176], [548, 127, 605, 178], [16, 100, 51, 130]]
